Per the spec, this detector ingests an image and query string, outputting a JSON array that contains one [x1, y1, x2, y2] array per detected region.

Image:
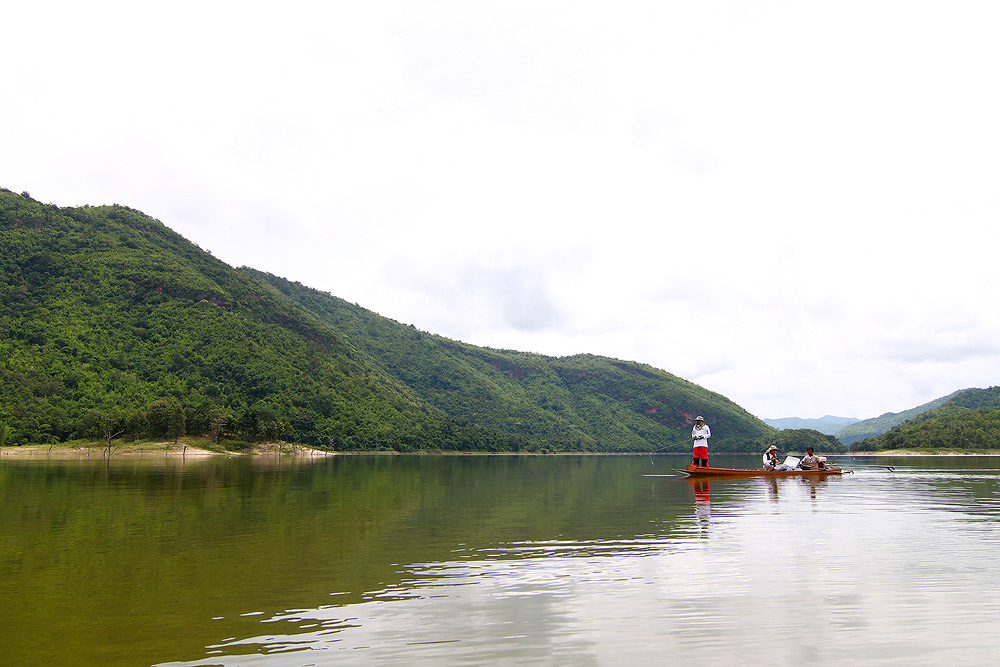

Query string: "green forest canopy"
[[1, 188, 798, 452], [852, 387, 1000, 452]]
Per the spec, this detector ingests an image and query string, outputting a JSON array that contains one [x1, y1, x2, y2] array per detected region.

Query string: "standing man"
[[691, 415, 711, 467]]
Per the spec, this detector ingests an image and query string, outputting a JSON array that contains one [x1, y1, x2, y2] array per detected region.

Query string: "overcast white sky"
[[4, 1, 999, 420]]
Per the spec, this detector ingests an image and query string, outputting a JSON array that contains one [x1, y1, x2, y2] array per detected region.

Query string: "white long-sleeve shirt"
[[692, 424, 711, 446]]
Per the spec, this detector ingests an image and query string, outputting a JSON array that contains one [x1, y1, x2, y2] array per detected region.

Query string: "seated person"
[[762, 445, 780, 470], [763, 445, 797, 471], [798, 447, 822, 470]]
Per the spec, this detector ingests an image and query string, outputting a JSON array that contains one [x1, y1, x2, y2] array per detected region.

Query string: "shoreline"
[[0, 441, 333, 459], [3, 442, 1000, 460]]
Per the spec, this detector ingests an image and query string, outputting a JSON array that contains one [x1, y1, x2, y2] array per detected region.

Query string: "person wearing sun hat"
[[691, 416, 711, 467], [763, 445, 780, 470]]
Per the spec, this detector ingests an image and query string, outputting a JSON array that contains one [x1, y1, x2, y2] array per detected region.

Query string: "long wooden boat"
[[676, 464, 848, 477]]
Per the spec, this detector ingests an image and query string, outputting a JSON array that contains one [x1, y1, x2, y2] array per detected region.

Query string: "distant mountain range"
[[763, 415, 860, 436], [851, 387, 1000, 451], [769, 388, 1000, 451], [833, 391, 965, 446], [1, 188, 777, 452]]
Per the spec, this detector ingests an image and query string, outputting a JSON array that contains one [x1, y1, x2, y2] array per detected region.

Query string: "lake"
[[2, 453, 1000, 665]]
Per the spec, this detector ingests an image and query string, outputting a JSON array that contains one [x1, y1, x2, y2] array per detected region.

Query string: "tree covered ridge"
[[834, 390, 963, 445], [2, 188, 774, 451], [244, 268, 778, 451], [1, 189, 474, 449], [852, 387, 1000, 451]]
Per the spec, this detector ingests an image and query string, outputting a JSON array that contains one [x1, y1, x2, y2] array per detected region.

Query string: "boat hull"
[[678, 464, 846, 477]]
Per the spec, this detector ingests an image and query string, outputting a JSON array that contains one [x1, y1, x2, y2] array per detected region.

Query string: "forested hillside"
[[852, 387, 1000, 451], [1, 188, 774, 451], [0, 189, 491, 450], [245, 269, 774, 451], [834, 390, 963, 445]]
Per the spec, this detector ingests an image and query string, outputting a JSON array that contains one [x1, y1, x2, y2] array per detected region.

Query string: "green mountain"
[[852, 387, 1000, 452], [243, 268, 774, 451], [763, 415, 860, 435], [0, 188, 774, 451], [0, 189, 474, 451], [764, 428, 846, 454], [834, 390, 964, 446]]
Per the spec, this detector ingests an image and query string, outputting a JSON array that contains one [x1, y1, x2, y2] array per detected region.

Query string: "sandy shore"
[[0, 441, 334, 459], [0, 443, 218, 459]]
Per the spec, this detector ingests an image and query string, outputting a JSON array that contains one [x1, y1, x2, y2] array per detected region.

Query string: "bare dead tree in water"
[[93, 409, 125, 458], [104, 424, 125, 458]]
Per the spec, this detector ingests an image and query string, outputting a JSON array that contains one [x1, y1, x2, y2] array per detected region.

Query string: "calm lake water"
[[3, 453, 1000, 666]]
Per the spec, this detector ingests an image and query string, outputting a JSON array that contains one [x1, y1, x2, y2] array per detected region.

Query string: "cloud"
[[5, 1, 1000, 419]]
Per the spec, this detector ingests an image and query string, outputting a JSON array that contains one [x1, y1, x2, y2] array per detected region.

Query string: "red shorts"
[[693, 446, 709, 459]]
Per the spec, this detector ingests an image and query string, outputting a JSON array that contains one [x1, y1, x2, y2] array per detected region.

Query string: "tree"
[[81, 408, 125, 457], [147, 398, 185, 443], [167, 403, 186, 444], [0, 422, 12, 454], [124, 408, 149, 441], [102, 417, 126, 457], [208, 408, 228, 446]]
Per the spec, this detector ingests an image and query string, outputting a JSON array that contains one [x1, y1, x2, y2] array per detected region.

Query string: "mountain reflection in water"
[[2, 454, 1000, 665]]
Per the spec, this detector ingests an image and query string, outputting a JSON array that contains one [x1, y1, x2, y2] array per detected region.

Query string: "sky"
[[4, 1, 1000, 420]]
